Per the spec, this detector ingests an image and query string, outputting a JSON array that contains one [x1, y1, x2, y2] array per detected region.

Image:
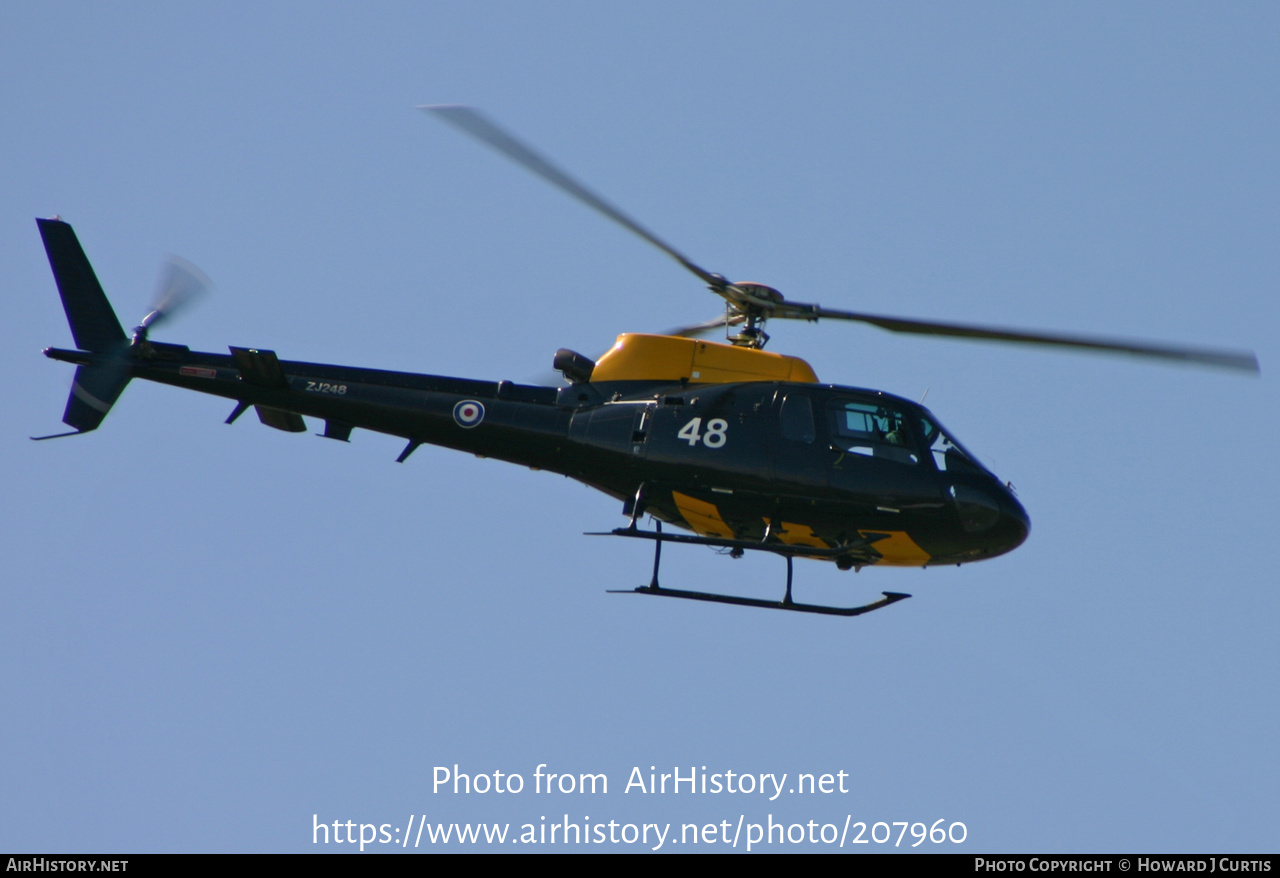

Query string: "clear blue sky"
[[2, 2, 1276, 853]]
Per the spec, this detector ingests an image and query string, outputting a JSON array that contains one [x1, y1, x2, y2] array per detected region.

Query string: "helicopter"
[[35, 106, 1260, 617]]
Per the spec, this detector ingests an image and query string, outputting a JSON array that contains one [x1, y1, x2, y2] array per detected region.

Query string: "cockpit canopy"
[[778, 387, 991, 478]]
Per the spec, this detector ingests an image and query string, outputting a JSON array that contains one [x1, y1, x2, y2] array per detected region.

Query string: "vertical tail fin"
[[36, 218, 131, 436], [37, 218, 127, 352], [58, 363, 132, 433]]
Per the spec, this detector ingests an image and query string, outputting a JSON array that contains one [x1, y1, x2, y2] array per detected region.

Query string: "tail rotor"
[[132, 255, 210, 345]]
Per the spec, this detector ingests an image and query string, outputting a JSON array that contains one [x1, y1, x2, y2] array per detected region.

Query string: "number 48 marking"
[[677, 417, 728, 448]]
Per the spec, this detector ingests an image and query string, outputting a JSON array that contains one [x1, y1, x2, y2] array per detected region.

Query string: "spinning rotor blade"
[[62, 254, 213, 424], [424, 106, 1256, 374], [786, 304, 1260, 373], [662, 312, 746, 339], [138, 255, 211, 333], [422, 105, 726, 291]]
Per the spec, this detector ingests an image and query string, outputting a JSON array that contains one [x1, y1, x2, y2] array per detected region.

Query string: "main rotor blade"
[[661, 312, 746, 338], [422, 105, 724, 290], [789, 304, 1260, 373]]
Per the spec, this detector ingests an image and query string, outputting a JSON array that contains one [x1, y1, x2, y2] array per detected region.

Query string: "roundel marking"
[[453, 399, 485, 428]]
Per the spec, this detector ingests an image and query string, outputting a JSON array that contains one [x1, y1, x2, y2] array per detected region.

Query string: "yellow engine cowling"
[[589, 334, 819, 384]]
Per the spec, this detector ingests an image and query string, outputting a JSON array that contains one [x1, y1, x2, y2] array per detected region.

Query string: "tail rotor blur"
[[133, 255, 211, 343]]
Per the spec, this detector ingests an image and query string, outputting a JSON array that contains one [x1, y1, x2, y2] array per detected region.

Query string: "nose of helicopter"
[[999, 487, 1031, 553]]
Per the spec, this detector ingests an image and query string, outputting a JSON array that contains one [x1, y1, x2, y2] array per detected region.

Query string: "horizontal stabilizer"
[[227, 347, 306, 432]]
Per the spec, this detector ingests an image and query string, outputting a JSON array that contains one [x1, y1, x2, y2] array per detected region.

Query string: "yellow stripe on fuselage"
[[669, 498, 929, 566], [672, 491, 734, 538], [859, 530, 931, 566], [765, 520, 828, 548]]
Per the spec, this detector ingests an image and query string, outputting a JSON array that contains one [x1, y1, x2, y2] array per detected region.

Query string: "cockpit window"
[[829, 400, 918, 465], [920, 416, 984, 474], [779, 393, 815, 443]]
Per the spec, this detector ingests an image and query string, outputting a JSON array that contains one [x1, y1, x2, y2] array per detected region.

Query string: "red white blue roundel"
[[453, 399, 485, 428]]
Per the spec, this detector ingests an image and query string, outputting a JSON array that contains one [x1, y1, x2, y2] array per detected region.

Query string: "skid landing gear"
[[602, 520, 911, 617]]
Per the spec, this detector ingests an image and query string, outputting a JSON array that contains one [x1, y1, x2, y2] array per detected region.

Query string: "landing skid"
[[610, 581, 911, 617], [599, 521, 911, 617]]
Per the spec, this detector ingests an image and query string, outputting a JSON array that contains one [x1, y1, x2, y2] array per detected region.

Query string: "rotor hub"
[[730, 282, 785, 306]]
